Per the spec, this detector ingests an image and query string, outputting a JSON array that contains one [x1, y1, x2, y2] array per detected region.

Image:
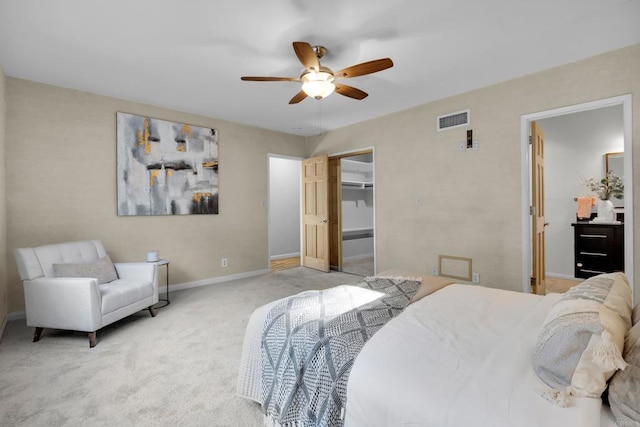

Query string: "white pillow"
[[533, 273, 632, 402]]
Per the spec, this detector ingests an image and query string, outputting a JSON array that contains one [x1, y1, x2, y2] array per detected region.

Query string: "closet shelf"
[[342, 228, 374, 241], [341, 180, 373, 189]]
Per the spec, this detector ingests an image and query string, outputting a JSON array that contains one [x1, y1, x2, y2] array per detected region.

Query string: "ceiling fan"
[[241, 41, 393, 104]]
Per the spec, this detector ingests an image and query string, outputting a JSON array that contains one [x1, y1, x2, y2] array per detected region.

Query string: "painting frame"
[[116, 112, 219, 216]]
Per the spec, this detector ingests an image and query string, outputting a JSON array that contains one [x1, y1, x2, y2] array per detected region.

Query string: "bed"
[[237, 271, 639, 427]]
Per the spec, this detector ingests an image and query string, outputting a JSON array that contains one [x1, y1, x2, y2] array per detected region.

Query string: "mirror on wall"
[[605, 152, 624, 208]]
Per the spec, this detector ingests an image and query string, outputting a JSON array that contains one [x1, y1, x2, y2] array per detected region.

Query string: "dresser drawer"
[[572, 223, 624, 279], [575, 227, 614, 251], [576, 254, 612, 273]]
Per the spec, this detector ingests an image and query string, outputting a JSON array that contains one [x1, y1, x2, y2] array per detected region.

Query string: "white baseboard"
[[7, 310, 26, 321], [0, 310, 26, 342], [0, 315, 6, 342], [158, 268, 270, 295]]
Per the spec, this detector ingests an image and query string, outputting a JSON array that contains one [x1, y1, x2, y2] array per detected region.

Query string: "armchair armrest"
[[23, 277, 102, 332], [114, 262, 157, 291], [114, 262, 156, 282]]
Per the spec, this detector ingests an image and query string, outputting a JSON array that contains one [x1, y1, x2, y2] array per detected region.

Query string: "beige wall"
[[4, 44, 639, 314], [0, 65, 7, 325], [5, 79, 306, 313], [309, 44, 640, 300]]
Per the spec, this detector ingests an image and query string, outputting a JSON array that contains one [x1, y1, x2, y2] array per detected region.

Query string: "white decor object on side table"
[[583, 171, 623, 223]]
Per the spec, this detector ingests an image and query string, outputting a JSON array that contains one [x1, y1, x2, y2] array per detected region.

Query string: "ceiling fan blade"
[[335, 83, 368, 100], [289, 90, 308, 104], [334, 58, 393, 79], [293, 41, 320, 72], [241, 76, 299, 82]]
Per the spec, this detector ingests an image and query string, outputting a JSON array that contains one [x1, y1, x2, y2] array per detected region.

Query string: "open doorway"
[[328, 149, 375, 277], [521, 95, 634, 298], [268, 155, 302, 271], [339, 153, 374, 276], [268, 150, 376, 276]]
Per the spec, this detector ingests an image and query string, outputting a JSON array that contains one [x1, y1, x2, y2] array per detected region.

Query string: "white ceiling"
[[1, 0, 639, 136]]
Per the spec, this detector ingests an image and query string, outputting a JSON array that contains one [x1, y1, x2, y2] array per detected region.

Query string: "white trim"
[[158, 268, 270, 295], [328, 146, 375, 158], [521, 95, 634, 300], [1, 310, 27, 341], [267, 153, 304, 162], [6, 310, 26, 321]]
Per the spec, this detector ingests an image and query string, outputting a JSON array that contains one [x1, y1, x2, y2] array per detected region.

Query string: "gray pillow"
[[608, 322, 640, 424], [52, 255, 118, 284]]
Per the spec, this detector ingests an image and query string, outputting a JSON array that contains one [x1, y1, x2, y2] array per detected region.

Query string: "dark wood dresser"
[[572, 223, 624, 279]]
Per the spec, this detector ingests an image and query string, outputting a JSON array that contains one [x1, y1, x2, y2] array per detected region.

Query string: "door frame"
[[520, 95, 633, 296], [329, 146, 376, 274]]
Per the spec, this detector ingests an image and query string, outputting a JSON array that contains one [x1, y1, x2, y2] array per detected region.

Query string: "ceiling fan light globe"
[[301, 71, 335, 99], [302, 80, 336, 99]]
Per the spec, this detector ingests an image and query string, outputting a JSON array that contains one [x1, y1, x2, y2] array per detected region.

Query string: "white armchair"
[[14, 240, 158, 348]]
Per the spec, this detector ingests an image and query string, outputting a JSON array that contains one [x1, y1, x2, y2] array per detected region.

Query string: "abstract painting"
[[117, 112, 219, 215]]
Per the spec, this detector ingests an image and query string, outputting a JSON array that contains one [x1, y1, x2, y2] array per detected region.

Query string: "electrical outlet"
[[221, 258, 228, 267], [472, 273, 480, 284], [458, 142, 466, 152], [432, 267, 438, 276], [472, 140, 479, 150]]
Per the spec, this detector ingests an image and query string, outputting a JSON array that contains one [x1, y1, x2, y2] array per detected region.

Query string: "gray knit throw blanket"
[[261, 276, 421, 427]]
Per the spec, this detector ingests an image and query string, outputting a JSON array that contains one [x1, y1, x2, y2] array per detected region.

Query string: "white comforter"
[[237, 282, 616, 426], [345, 284, 613, 427]]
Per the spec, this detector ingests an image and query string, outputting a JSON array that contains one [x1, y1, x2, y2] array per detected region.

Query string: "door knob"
[[320, 219, 329, 224]]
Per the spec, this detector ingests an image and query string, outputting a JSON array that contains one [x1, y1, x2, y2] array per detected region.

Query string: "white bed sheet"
[[345, 284, 612, 427]]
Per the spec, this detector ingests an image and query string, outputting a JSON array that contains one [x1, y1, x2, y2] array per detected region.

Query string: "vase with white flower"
[[583, 171, 623, 222]]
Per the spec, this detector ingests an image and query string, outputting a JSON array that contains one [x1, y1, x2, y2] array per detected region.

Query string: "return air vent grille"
[[437, 109, 470, 131]]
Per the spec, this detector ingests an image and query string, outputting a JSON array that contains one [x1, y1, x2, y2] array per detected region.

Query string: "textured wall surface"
[[4, 44, 640, 313], [309, 44, 640, 300], [5, 79, 306, 312]]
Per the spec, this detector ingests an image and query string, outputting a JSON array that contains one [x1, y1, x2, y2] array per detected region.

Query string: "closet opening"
[[328, 150, 375, 277]]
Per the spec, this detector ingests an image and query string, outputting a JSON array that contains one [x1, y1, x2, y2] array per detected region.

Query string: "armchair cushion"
[[52, 255, 118, 284], [100, 279, 154, 315]]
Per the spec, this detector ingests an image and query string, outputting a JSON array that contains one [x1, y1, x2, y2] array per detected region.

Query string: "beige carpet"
[[0, 267, 361, 426]]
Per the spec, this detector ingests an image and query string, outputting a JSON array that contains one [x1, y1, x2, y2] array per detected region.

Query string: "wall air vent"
[[437, 109, 470, 131]]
